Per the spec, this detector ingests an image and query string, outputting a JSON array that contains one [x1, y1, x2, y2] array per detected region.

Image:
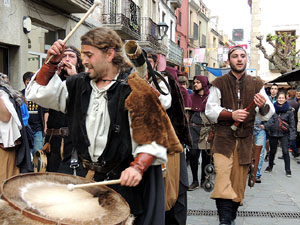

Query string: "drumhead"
[[1, 173, 130, 225]]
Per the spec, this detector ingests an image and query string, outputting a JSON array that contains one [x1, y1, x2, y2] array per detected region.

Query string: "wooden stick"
[[67, 179, 121, 191], [45, 0, 100, 64]]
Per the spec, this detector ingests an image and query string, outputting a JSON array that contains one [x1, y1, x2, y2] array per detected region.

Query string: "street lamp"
[[157, 22, 169, 40]]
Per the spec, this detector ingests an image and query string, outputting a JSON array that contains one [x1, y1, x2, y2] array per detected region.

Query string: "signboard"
[[232, 29, 244, 42]]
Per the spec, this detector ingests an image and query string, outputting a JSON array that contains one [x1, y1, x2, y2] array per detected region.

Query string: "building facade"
[[0, 0, 97, 90], [249, 0, 300, 82]]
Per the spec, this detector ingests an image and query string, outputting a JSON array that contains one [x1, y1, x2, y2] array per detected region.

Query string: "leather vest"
[[211, 72, 264, 164], [65, 72, 133, 169]]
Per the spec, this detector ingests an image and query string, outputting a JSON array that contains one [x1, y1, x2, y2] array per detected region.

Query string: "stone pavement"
[[186, 151, 300, 225]]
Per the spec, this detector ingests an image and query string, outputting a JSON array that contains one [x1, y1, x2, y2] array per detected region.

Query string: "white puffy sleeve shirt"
[[26, 73, 167, 164], [0, 91, 22, 147], [205, 86, 275, 123]]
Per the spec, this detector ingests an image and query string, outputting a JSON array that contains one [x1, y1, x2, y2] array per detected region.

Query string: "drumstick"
[[67, 179, 121, 191], [231, 99, 255, 131], [45, 0, 101, 64]]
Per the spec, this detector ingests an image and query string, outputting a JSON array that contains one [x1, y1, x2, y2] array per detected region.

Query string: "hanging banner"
[[205, 67, 231, 77], [229, 44, 248, 50], [194, 48, 206, 63], [184, 58, 194, 67]]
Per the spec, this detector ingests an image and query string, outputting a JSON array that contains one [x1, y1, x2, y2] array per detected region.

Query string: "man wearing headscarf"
[[26, 27, 182, 225], [205, 46, 275, 225], [43, 46, 85, 173], [187, 75, 212, 191]]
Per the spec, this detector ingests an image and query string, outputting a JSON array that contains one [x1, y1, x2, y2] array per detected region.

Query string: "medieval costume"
[[205, 72, 274, 224], [188, 75, 211, 190], [26, 68, 182, 225], [0, 76, 33, 188]]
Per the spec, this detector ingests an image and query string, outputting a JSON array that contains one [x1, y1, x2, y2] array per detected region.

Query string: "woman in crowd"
[[264, 91, 295, 177]]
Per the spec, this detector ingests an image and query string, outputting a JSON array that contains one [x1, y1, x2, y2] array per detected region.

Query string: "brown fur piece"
[[126, 72, 183, 154]]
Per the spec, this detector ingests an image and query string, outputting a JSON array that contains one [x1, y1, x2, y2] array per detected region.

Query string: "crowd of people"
[[0, 26, 298, 225]]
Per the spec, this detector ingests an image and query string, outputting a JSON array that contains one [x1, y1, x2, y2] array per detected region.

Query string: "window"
[[0, 46, 9, 75], [27, 23, 65, 72], [177, 35, 181, 46], [170, 21, 173, 41], [195, 64, 201, 75], [193, 23, 198, 40], [178, 11, 182, 26], [202, 34, 206, 47], [213, 36, 217, 48]]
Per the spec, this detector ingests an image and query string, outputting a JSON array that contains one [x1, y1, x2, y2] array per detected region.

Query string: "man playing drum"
[[26, 27, 182, 225]]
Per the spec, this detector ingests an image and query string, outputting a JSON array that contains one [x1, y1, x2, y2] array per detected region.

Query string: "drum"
[[0, 173, 131, 225]]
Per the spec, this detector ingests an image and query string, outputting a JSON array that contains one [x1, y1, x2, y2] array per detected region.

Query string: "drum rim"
[[1, 172, 130, 225]]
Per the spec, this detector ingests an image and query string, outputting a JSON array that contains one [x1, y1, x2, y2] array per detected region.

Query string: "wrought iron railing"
[[141, 17, 159, 46], [167, 39, 183, 65], [102, 13, 140, 35]]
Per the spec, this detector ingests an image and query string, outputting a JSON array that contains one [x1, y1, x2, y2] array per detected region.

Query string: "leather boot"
[[216, 199, 233, 225]]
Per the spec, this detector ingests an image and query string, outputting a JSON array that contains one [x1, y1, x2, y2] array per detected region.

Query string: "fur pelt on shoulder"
[[125, 72, 183, 154]]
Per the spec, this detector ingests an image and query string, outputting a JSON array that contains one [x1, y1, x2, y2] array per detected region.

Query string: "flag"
[[205, 67, 231, 77]]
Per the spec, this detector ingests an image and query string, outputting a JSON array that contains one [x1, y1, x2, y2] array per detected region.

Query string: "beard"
[[230, 62, 246, 74]]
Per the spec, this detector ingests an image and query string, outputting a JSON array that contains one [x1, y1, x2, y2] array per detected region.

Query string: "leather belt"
[[81, 158, 108, 173], [190, 123, 211, 127], [46, 127, 69, 137], [0, 138, 22, 151], [190, 123, 201, 127]]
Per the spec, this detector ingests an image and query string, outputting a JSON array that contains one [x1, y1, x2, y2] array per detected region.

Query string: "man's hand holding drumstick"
[[230, 93, 266, 130], [232, 93, 266, 123], [46, 40, 65, 65]]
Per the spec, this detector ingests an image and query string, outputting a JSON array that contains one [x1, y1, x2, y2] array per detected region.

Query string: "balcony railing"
[[169, 0, 181, 9], [167, 40, 183, 66], [102, 13, 140, 36], [140, 17, 159, 47]]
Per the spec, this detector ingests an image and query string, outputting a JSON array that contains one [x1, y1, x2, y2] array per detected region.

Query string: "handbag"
[[278, 117, 289, 132]]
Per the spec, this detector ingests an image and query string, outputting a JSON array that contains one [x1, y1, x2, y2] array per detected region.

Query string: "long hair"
[[0, 73, 23, 106], [65, 45, 85, 73], [81, 27, 132, 72]]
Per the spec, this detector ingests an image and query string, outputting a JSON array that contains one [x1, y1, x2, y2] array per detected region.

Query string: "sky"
[[202, 0, 251, 42]]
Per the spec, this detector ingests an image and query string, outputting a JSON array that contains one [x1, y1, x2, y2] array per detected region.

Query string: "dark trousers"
[[216, 199, 239, 224], [189, 149, 210, 184], [289, 140, 299, 157], [269, 136, 291, 172]]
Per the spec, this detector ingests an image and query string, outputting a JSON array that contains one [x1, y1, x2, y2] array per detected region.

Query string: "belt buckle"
[[59, 128, 68, 136]]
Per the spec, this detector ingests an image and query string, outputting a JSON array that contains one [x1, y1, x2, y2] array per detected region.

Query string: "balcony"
[[167, 40, 183, 66], [43, 0, 92, 13], [102, 13, 140, 40], [138, 17, 159, 50], [169, 0, 181, 9]]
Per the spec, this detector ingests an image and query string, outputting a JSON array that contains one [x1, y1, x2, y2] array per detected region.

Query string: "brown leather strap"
[[35, 63, 58, 85], [33, 150, 47, 173], [85, 170, 95, 180], [218, 110, 233, 121], [46, 127, 69, 137], [60, 138, 64, 161], [130, 153, 155, 176]]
